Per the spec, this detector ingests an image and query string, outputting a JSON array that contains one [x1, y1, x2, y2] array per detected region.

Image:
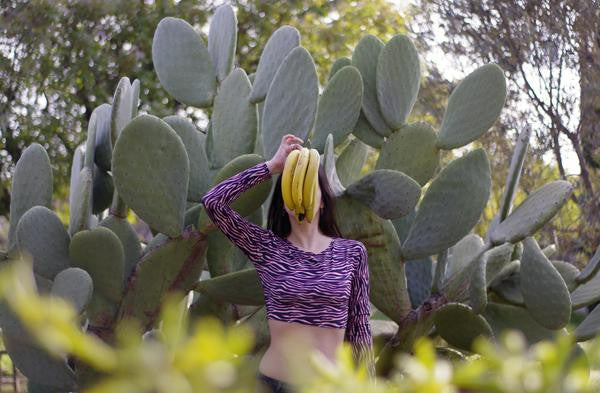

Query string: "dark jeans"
[[256, 371, 296, 393]]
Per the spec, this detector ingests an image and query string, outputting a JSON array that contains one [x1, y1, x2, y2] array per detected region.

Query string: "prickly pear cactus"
[[2, 3, 600, 388]]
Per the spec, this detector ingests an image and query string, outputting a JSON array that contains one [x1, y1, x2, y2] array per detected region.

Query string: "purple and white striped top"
[[200, 160, 375, 378]]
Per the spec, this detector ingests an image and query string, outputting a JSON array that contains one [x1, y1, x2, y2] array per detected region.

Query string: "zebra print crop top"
[[200, 160, 375, 378]]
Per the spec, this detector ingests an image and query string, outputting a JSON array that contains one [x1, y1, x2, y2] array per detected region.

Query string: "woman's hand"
[[267, 134, 304, 174]]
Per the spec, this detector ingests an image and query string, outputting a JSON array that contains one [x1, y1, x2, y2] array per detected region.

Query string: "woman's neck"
[[286, 231, 330, 248]]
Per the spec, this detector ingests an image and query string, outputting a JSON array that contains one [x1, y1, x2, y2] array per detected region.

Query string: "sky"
[[130, 0, 583, 177], [388, 0, 581, 176], [4, 0, 581, 177]]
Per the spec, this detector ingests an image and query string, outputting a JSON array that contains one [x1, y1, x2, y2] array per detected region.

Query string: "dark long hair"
[[267, 161, 343, 239]]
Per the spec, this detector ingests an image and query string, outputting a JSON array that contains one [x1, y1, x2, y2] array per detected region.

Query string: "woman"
[[201, 134, 375, 393]]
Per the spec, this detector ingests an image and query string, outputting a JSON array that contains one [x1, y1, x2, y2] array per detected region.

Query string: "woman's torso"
[[259, 318, 346, 383], [258, 235, 347, 384]]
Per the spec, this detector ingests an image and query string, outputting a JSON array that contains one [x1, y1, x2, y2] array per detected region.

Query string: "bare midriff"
[[258, 318, 346, 384]]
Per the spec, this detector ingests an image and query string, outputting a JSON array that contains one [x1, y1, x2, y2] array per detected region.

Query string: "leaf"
[[260, 46, 318, 160], [69, 226, 125, 303], [163, 115, 211, 203], [482, 302, 561, 345], [498, 127, 531, 221], [345, 169, 421, 219], [376, 34, 420, 129], [490, 181, 573, 244], [208, 4, 237, 82], [312, 65, 363, 152], [436, 64, 507, 149], [434, 302, 493, 351], [328, 57, 352, 80], [7, 143, 53, 252], [402, 149, 491, 260], [336, 138, 369, 187], [51, 267, 94, 314], [352, 110, 384, 149], [207, 68, 257, 168], [574, 303, 600, 341], [335, 194, 412, 322], [352, 35, 392, 137], [112, 115, 189, 237], [194, 268, 265, 305], [16, 206, 71, 281], [520, 237, 571, 330], [152, 17, 216, 108], [375, 122, 439, 186], [110, 77, 132, 145], [249, 25, 300, 103], [68, 167, 93, 236]]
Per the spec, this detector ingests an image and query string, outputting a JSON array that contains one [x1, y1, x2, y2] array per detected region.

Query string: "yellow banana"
[[303, 148, 320, 223], [292, 147, 310, 222], [281, 149, 300, 214], [304, 179, 317, 223], [311, 174, 319, 221]]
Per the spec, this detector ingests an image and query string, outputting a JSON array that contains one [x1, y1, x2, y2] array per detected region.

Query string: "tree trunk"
[[576, 5, 600, 256]]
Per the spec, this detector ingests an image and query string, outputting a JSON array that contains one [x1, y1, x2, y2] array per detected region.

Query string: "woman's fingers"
[[282, 134, 304, 151], [284, 134, 303, 142], [286, 144, 299, 152], [284, 144, 302, 155]]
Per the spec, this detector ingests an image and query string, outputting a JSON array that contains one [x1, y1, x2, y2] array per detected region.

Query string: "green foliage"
[[401, 149, 491, 260], [352, 34, 392, 137], [436, 64, 507, 150], [344, 169, 421, 219], [312, 65, 363, 152], [376, 34, 421, 130], [0, 0, 407, 218], [1, 254, 599, 393], [112, 115, 190, 237], [208, 68, 257, 168], [375, 122, 439, 186], [260, 46, 319, 159], [152, 17, 216, 108], [3, 2, 600, 390], [7, 144, 53, 254]]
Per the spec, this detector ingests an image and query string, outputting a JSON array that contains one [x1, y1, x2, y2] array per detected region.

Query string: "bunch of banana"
[[281, 147, 321, 223]]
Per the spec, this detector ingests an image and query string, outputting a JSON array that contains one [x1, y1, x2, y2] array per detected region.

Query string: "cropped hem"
[[267, 315, 346, 330]]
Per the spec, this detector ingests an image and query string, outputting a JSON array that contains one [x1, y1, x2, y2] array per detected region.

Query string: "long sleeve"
[[200, 161, 276, 265], [344, 241, 376, 380]]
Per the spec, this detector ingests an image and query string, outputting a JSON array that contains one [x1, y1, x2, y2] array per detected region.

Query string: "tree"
[[0, 0, 211, 219], [0, 0, 407, 220], [412, 0, 600, 264]]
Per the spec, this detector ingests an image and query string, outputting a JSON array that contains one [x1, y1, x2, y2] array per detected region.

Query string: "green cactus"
[[163, 115, 211, 203], [207, 67, 257, 168], [375, 121, 439, 186], [7, 143, 53, 256], [434, 302, 494, 351], [311, 65, 363, 152], [112, 114, 190, 237], [3, 7, 600, 388], [328, 57, 352, 80], [207, 4, 237, 83], [436, 63, 507, 149], [151, 17, 216, 108], [260, 46, 319, 159], [352, 35, 392, 137], [335, 137, 369, 187], [376, 34, 420, 130], [249, 25, 300, 103], [519, 236, 571, 330]]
